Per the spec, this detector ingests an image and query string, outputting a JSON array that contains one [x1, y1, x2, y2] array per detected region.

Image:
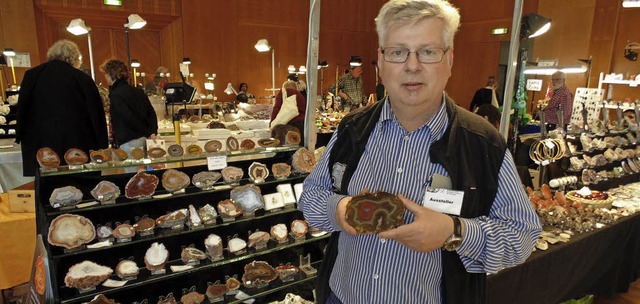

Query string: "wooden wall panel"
[[606, 5, 640, 100], [0, 0, 40, 86]]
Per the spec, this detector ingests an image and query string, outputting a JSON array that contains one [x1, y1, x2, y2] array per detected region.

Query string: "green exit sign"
[[103, 0, 122, 6], [492, 28, 508, 35]]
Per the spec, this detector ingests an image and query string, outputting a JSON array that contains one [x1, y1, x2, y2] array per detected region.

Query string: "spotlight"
[[625, 42, 640, 61]]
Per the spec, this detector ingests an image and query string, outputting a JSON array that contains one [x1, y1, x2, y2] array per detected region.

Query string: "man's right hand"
[[336, 196, 358, 235]]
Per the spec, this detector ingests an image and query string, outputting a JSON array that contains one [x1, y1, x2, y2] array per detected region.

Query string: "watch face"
[[444, 238, 462, 251]]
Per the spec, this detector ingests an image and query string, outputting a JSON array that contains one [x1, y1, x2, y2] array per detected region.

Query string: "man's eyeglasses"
[[381, 46, 450, 64]]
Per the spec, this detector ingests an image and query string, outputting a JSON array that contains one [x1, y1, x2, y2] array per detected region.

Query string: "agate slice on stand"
[[90, 181, 120, 205], [48, 214, 96, 249], [64, 261, 113, 290], [161, 169, 191, 193], [125, 172, 159, 199]]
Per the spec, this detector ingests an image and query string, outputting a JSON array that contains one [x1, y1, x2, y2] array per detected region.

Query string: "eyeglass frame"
[[380, 46, 451, 64]]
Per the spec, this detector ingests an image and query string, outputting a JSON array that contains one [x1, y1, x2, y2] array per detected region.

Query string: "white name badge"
[[422, 187, 464, 216]]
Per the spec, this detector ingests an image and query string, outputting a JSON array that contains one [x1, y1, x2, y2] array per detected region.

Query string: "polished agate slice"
[[285, 130, 301, 145], [290, 220, 308, 238], [247, 231, 270, 248], [186, 144, 203, 157], [240, 139, 255, 150], [49, 186, 83, 208], [133, 216, 155, 232], [270, 223, 288, 242], [221, 166, 243, 183], [206, 282, 228, 299], [188, 204, 203, 228], [167, 144, 184, 157], [88, 294, 117, 304], [37, 147, 60, 168], [204, 140, 222, 152], [156, 209, 188, 228], [90, 181, 120, 203], [144, 242, 169, 271], [275, 264, 299, 282], [96, 225, 112, 239], [147, 147, 166, 159], [271, 163, 291, 179], [112, 223, 135, 239], [192, 171, 222, 190], [112, 148, 128, 161], [228, 237, 247, 254], [198, 204, 218, 224], [90, 149, 111, 163], [181, 246, 207, 264], [204, 234, 223, 257], [125, 172, 159, 199], [291, 147, 316, 173], [226, 276, 241, 291], [230, 184, 264, 213], [181, 287, 205, 304], [64, 148, 88, 165], [115, 260, 139, 279], [130, 147, 145, 160], [161, 169, 191, 192], [64, 261, 113, 290], [257, 138, 280, 147], [248, 162, 269, 183], [345, 191, 405, 234], [48, 214, 95, 249], [157, 293, 177, 304], [242, 261, 278, 288], [217, 199, 242, 218], [226, 136, 239, 151]]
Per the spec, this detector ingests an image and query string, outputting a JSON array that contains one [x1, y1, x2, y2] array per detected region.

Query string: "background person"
[[328, 61, 366, 111], [236, 82, 255, 103], [16, 39, 108, 176], [474, 103, 501, 129], [270, 80, 307, 142], [542, 71, 573, 130], [100, 58, 158, 159], [298, 1, 541, 303], [469, 76, 499, 111]]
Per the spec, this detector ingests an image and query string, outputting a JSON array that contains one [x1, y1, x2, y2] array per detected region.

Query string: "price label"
[[545, 140, 556, 149], [207, 155, 227, 170]]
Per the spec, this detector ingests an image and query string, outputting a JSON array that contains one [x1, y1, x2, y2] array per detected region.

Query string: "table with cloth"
[[0, 193, 36, 290]]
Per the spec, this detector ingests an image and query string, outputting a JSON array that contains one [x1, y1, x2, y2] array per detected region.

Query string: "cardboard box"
[[8, 181, 35, 213]]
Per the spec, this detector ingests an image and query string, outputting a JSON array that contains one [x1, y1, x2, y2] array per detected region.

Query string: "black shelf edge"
[[51, 205, 303, 259], [59, 236, 329, 304]]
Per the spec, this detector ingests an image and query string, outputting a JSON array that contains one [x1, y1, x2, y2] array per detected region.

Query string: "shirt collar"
[[378, 95, 449, 139]]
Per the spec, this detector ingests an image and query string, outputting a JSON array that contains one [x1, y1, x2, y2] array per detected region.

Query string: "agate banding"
[[49, 186, 83, 208], [230, 184, 265, 213], [112, 223, 135, 239], [290, 220, 308, 238], [226, 136, 239, 151], [186, 144, 203, 156], [181, 290, 205, 304], [192, 171, 222, 190], [37, 147, 60, 168], [133, 217, 156, 232], [204, 234, 223, 257], [156, 209, 188, 228], [345, 191, 405, 234], [228, 237, 247, 254], [161, 169, 191, 192], [257, 138, 280, 147], [90, 149, 111, 163], [221, 166, 243, 183], [248, 162, 269, 182], [291, 148, 316, 173], [206, 283, 228, 299], [130, 147, 145, 160], [167, 144, 184, 157], [64, 261, 113, 290], [242, 261, 278, 287], [115, 260, 139, 279], [113, 148, 128, 161], [240, 139, 255, 150], [217, 199, 242, 218], [247, 231, 270, 248], [204, 140, 222, 152], [125, 172, 159, 199], [64, 148, 88, 165], [270, 223, 288, 242], [285, 130, 301, 145], [271, 163, 291, 179], [147, 147, 166, 159], [48, 214, 96, 249], [144, 242, 169, 271], [181, 247, 207, 264], [90, 181, 120, 203]]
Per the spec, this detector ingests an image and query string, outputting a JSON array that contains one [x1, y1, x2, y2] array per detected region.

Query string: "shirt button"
[[380, 238, 386, 244], [373, 274, 379, 280], [397, 168, 403, 173], [404, 136, 410, 141]]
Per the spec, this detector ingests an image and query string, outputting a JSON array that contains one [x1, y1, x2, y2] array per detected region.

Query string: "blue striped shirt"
[[299, 98, 542, 303]]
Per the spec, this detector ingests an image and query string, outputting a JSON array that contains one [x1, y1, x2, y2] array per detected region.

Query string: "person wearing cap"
[[287, 73, 307, 98], [542, 71, 573, 130], [328, 57, 367, 111]]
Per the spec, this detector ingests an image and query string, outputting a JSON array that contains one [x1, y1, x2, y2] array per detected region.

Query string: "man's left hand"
[[378, 195, 454, 253]]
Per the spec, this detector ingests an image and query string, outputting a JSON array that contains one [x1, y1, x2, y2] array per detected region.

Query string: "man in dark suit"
[[16, 39, 108, 176]]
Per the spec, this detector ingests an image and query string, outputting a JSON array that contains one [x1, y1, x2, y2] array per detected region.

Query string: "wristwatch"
[[443, 216, 462, 251]]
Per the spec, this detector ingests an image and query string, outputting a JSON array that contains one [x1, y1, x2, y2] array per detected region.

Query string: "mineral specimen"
[[64, 148, 88, 165], [49, 186, 83, 208], [64, 261, 113, 290], [37, 147, 60, 168], [48, 214, 95, 249], [241, 261, 278, 288], [230, 184, 265, 213], [192, 171, 222, 190], [271, 163, 291, 179], [221, 166, 243, 183], [248, 162, 269, 183], [90, 181, 120, 203], [291, 147, 316, 173], [161, 169, 191, 192], [345, 191, 405, 234], [144, 242, 169, 271], [125, 172, 159, 199]]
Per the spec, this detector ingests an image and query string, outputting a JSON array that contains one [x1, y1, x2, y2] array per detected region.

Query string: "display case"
[[0, 90, 18, 140], [35, 147, 327, 303]]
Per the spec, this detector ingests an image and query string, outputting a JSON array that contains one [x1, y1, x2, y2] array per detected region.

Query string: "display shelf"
[[58, 236, 328, 304], [50, 205, 303, 259], [600, 79, 639, 87], [39, 145, 299, 177], [36, 146, 326, 303], [44, 174, 306, 217]]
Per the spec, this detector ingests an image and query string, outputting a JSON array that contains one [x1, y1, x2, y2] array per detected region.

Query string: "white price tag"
[[207, 155, 227, 170], [102, 279, 128, 287], [545, 140, 555, 149], [541, 160, 550, 166]]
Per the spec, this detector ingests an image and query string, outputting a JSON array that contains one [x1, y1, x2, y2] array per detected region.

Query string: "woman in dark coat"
[[16, 39, 108, 176], [100, 58, 158, 157]]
